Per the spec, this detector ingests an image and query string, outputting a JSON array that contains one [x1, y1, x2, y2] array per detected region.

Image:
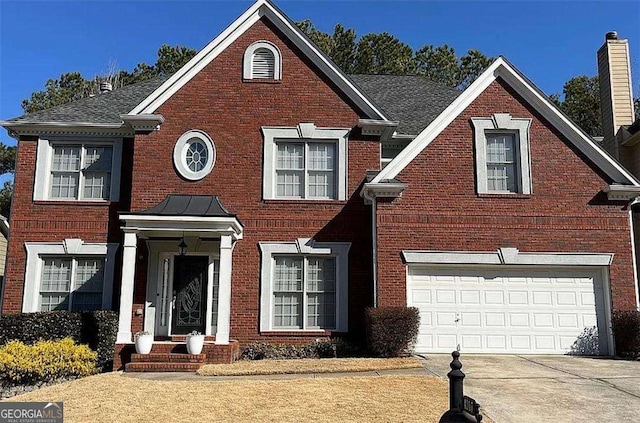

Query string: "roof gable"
[[128, 0, 389, 120], [372, 57, 639, 187]]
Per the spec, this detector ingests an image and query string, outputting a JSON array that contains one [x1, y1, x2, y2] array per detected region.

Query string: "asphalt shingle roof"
[[7, 73, 459, 135], [8, 76, 170, 124], [348, 74, 461, 135]]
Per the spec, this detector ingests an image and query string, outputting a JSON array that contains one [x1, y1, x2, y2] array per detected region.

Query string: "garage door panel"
[[407, 266, 608, 355]]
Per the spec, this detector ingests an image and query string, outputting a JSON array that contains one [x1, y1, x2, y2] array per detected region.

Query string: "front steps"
[[116, 340, 241, 372], [125, 353, 206, 372]]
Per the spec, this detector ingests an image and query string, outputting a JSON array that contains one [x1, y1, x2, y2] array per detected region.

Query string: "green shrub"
[[612, 310, 640, 358], [0, 311, 118, 371], [240, 339, 365, 360], [0, 338, 98, 385], [365, 307, 420, 357]]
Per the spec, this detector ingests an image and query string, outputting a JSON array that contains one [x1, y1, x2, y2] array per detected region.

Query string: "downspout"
[[628, 196, 640, 311], [362, 188, 378, 308]]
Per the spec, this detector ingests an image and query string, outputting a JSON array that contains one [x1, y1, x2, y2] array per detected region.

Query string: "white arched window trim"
[[173, 130, 216, 181], [243, 41, 282, 80]]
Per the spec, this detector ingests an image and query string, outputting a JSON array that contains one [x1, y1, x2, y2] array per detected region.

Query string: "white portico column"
[[116, 231, 138, 343], [215, 235, 233, 344]]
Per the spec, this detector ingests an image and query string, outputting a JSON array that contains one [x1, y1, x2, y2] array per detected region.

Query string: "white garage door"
[[407, 267, 610, 355]]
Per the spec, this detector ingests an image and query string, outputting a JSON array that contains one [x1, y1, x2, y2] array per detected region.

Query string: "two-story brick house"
[[2, 0, 640, 369]]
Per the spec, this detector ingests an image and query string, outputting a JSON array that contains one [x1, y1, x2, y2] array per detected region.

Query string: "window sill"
[[242, 78, 281, 84], [477, 193, 531, 199], [33, 200, 112, 206], [260, 330, 335, 337], [263, 199, 347, 206]]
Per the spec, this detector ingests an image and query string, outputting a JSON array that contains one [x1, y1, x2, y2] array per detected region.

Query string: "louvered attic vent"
[[252, 48, 275, 79]]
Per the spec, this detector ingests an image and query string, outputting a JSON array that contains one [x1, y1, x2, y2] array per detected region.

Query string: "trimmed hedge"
[[240, 339, 365, 360], [365, 307, 420, 357], [0, 338, 98, 385], [612, 310, 640, 358], [0, 311, 118, 371]]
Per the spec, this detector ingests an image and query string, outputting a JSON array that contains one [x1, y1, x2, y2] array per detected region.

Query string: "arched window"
[[243, 41, 282, 80]]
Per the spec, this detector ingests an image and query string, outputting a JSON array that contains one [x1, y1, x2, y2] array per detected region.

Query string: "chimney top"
[[606, 31, 618, 40], [99, 82, 112, 93]]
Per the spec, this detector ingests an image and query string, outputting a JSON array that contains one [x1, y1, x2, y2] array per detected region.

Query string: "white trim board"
[[402, 248, 614, 267], [128, 0, 388, 121], [372, 57, 640, 187]]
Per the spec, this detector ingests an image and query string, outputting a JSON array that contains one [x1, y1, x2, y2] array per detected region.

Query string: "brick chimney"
[[597, 31, 635, 160]]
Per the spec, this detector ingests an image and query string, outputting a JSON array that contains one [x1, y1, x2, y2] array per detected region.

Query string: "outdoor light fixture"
[[178, 237, 187, 256]]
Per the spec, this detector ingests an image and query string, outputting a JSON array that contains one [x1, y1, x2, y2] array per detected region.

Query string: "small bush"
[[365, 307, 420, 357], [612, 310, 640, 358], [0, 311, 118, 371], [0, 338, 98, 385], [239, 339, 364, 360]]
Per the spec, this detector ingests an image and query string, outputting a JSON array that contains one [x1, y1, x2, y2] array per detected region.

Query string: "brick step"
[[131, 353, 206, 363], [125, 362, 204, 372], [169, 335, 216, 342]]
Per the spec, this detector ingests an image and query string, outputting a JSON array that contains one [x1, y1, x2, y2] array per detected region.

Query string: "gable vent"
[[252, 48, 275, 79]]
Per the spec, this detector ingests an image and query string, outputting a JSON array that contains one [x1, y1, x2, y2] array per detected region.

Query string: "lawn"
[[4, 372, 449, 422], [197, 357, 422, 376]]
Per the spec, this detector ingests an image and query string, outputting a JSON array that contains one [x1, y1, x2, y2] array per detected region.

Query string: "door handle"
[[454, 313, 460, 323]]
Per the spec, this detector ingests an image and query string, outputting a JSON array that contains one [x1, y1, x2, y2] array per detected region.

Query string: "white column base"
[[116, 332, 133, 344], [214, 333, 229, 345]]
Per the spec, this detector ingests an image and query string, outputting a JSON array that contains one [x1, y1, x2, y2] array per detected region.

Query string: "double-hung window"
[[275, 142, 335, 199], [272, 256, 336, 329], [472, 114, 532, 195], [50, 144, 112, 200], [485, 133, 517, 193], [262, 124, 349, 201], [259, 239, 350, 332], [40, 256, 105, 312]]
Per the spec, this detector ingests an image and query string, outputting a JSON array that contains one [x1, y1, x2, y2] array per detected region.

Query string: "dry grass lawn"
[[197, 357, 422, 376], [4, 372, 448, 422]]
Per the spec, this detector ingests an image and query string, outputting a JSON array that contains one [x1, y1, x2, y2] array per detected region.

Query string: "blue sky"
[[1, 0, 639, 143]]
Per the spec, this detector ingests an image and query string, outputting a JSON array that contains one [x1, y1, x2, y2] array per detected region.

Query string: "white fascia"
[[128, 0, 388, 121], [402, 248, 614, 267], [604, 184, 640, 201], [372, 57, 640, 187], [120, 114, 164, 133], [0, 121, 131, 139], [120, 215, 244, 240]]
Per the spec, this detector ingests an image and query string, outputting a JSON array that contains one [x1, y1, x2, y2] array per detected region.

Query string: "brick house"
[[2, 0, 640, 368]]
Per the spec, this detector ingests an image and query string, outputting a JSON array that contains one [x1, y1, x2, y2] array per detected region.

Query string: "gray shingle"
[[7, 73, 459, 136], [9, 76, 169, 124], [348, 74, 460, 135]]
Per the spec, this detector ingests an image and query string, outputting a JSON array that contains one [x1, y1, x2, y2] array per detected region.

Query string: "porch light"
[[178, 238, 188, 256]]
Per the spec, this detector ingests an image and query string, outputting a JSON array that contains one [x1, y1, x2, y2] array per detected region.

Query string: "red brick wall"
[[376, 78, 636, 311], [1, 136, 133, 313], [126, 18, 378, 344]]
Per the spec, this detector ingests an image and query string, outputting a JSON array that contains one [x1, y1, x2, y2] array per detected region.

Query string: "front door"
[[171, 256, 208, 335]]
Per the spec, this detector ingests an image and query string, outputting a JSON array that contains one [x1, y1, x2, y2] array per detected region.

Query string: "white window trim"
[[259, 238, 350, 332], [243, 40, 282, 80], [34, 136, 123, 202], [471, 113, 532, 194], [23, 239, 118, 312], [262, 123, 349, 200], [173, 130, 216, 181]]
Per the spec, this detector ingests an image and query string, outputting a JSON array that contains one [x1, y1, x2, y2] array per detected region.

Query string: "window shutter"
[[252, 48, 275, 79]]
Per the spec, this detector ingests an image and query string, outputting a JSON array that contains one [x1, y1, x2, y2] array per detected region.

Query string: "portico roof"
[[120, 195, 243, 240], [134, 195, 236, 217]]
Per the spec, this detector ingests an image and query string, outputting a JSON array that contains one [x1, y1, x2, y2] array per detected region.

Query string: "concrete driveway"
[[422, 354, 640, 422]]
